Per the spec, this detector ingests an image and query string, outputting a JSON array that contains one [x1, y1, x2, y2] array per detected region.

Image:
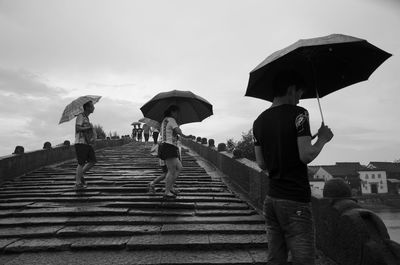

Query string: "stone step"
[[0, 192, 237, 199], [0, 202, 250, 218], [0, 215, 265, 227], [0, 249, 268, 265], [1, 177, 225, 188], [55, 224, 265, 237], [25, 167, 207, 174], [0, 207, 129, 218], [0, 197, 242, 209], [0, 192, 237, 203], [0, 225, 66, 238], [14, 176, 214, 182], [2, 233, 267, 253], [0, 181, 225, 189]]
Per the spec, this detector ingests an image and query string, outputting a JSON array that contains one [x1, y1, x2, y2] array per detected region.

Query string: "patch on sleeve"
[[295, 112, 308, 133]]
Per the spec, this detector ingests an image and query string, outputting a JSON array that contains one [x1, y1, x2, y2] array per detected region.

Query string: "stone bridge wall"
[[181, 138, 400, 265], [0, 139, 131, 184]]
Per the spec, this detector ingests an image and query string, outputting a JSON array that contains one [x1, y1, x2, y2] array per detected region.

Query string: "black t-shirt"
[[253, 104, 312, 203]]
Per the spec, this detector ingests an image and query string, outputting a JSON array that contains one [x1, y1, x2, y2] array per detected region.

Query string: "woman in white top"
[[159, 105, 188, 199]]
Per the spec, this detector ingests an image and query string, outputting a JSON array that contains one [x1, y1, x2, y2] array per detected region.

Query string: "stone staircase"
[[0, 142, 268, 265]]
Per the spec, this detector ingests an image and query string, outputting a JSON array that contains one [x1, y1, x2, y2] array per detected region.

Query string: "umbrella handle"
[[315, 88, 325, 124], [310, 58, 325, 124]]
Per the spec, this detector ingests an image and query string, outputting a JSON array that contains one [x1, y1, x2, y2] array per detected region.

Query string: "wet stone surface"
[[0, 142, 336, 264]]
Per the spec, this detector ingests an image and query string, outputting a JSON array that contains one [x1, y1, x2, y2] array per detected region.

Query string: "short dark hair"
[[83, 101, 93, 111], [273, 70, 306, 97], [164, 105, 180, 118]]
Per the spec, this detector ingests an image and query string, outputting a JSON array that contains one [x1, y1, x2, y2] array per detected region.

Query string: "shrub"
[[233, 148, 243, 159], [109, 131, 120, 139], [235, 129, 256, 161], [94, 125, 106, 139], [226, 138, 236, 152]]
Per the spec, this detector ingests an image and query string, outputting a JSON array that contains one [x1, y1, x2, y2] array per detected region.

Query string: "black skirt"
[[158, 142, 179, 160]]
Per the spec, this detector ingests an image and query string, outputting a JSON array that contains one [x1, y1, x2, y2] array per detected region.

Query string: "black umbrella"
[[140, 90, 213, 125], [245, 34, 392, 122]]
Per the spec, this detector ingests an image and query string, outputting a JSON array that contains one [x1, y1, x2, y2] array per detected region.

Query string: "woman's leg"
[[153, 132, 159, 144], [165, 158, 181, 195], [171, 158, 182, 194]]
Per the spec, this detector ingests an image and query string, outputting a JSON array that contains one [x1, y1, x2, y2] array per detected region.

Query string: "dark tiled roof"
[[318, 162, 368, 177], [369, 162, 400, 173]]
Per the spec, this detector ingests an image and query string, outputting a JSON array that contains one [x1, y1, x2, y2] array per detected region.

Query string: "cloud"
[[0, 0, 399, 165], [0, 68, 143, 155], [0, 67, 65, 97]]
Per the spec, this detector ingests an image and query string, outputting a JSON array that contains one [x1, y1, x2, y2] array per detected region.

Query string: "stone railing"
[[181, 137, 400, 265], [0, 139, 132, 184]]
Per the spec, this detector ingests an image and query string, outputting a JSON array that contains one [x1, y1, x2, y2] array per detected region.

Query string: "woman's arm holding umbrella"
[[173, 127, 190, 139]]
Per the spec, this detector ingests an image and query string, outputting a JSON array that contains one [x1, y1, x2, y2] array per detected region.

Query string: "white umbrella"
[[59, 95, 101, 124]]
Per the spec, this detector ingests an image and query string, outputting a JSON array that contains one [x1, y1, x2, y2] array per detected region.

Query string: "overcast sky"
[[0, 0, 399, 165]]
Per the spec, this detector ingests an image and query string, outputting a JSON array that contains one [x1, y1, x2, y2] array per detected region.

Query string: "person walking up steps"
[[143, 123, 151, 144], [74, 101, 97, 190], [158, 105, 188, 199], [137, 124, 143, 142]]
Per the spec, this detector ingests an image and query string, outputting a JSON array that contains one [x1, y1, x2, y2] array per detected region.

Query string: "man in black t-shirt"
[[253, 70, 333, 265]]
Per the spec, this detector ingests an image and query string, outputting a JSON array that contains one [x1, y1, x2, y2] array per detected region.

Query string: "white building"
[[358, 170, 388, 194], [312, 167, 333, 182], [309, 179, 325, 198]]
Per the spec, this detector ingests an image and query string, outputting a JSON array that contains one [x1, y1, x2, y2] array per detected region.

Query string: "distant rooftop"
[[312, 162, 368, 177], [368, 162, 400, 173]]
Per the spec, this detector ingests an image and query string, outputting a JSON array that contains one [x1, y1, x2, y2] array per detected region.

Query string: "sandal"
[[75, 183, 87, 191], [163, 193, 177, 200], [148, 183, 156, 193], [171, 188, 179, 196]]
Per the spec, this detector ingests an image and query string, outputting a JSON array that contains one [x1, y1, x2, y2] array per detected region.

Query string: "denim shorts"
[[264, 196, 315, 265]]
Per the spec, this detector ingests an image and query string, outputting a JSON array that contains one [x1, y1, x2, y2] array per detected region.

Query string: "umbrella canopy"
[[59, 95, 101, 124], [245, 34, 391, 120], [140, 90, 213, 125], [131, 122, 141, 126], [138, 117, 160, 130]]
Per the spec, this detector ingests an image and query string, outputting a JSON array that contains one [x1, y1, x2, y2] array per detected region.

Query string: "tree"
[[108, 131, 120, 139], [235, 129, 256, 161], [226, 138, 237, 152], [93, 124, 106, 139]]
